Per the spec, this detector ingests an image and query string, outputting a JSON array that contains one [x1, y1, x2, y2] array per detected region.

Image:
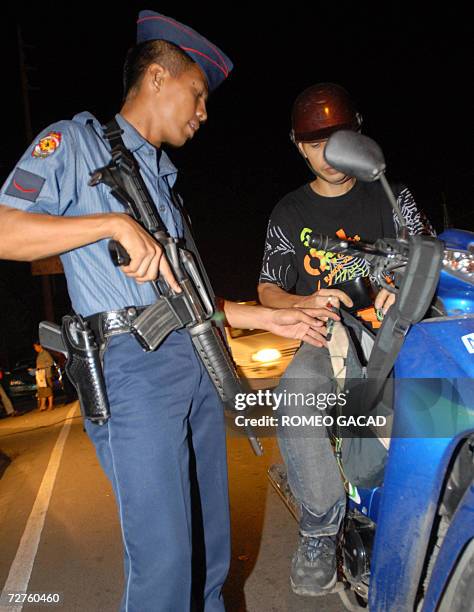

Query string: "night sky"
[[0, 3, 473, 362]]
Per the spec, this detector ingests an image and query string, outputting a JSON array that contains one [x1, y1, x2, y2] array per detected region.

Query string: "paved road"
[[0, 403, 344, 611]]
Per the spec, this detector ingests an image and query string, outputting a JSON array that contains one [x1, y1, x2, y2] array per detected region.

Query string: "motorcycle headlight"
[[443, 249, 474, 284], [251, 348, 282, 363]]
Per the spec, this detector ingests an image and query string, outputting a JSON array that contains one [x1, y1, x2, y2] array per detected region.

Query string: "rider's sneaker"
[[290, 534, 337, 596]]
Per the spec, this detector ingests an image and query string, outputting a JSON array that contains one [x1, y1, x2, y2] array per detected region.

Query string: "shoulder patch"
[[5, 168, 46, 202], [32, 131, 62, 158]]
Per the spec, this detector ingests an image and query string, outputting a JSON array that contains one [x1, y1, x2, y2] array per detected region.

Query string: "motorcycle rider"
[[258, 83, 434, 597]]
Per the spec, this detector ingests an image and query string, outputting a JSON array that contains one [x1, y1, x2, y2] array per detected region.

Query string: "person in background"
[[33, 342, 54, 411]]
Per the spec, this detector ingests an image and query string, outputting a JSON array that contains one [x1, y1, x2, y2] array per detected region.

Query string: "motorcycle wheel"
[[339, 589, 368, 611], [437, 539, 474, 612]]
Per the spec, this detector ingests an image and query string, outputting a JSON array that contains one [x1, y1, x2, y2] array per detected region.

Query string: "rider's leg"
[[276, 342, 346, 596], [277, 342, 346, 537]]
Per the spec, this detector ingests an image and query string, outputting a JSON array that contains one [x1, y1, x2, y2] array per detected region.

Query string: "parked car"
[[225, 302, 300, 390]]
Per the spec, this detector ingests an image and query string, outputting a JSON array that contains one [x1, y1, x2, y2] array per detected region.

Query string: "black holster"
[[61, 314, 110, 425]]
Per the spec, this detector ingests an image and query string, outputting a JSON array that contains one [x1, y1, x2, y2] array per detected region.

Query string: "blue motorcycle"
[[268, 131, 474, 611]]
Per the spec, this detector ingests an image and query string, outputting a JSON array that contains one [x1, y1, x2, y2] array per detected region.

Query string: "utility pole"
[[17, 26, 33, 144], [17, 25, 58, 323]]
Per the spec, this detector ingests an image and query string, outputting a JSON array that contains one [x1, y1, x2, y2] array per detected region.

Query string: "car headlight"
[[251, 348, 282, 363], [443, 249, 474, 284]]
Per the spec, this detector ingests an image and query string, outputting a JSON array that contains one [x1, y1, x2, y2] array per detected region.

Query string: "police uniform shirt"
[[0, 112, 184, 316]]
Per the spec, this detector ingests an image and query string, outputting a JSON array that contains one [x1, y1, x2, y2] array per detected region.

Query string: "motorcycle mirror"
[[324, 130, 386, 182], [324, 131, 408, 238]]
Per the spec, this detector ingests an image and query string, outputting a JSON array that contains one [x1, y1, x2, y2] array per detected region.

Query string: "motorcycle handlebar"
[[308, 233, 398, 259], [308, 233, 413, 294]]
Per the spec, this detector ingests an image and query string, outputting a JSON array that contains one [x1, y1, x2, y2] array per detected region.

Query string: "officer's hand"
[[295, 287, 353, 311], [266, 307, 340, 348], [111, 215, 181, 292], [374, 288, 396, 315]]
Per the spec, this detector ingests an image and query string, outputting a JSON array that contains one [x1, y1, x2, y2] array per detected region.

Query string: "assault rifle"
[[85, 119, 263, 455]]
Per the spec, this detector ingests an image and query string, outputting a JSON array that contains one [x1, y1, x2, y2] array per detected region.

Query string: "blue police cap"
[[137, 10, 233, 91]]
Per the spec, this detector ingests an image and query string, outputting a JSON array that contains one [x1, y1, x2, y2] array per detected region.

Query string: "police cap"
[[137, 10, 233, 91]]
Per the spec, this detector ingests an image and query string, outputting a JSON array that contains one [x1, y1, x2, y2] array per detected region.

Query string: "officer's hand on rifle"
[[111, 214, 181, 292], [294, 287, 353, 311], [264, 306, 340, 348]]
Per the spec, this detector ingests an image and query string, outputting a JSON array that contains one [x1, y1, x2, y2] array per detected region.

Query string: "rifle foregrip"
[[189, 322, 240, 404], [189, 321, 264, 456]]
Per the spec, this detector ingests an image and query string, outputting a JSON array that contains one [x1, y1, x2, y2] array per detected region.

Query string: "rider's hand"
[[111, 214, 181, 292], [295, 287, 353, 311], [374, 288, 396, 315], [265, 306, 340, 348]]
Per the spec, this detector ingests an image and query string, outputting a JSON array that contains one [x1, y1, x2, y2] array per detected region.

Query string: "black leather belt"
[[85, 306, 151, 345]]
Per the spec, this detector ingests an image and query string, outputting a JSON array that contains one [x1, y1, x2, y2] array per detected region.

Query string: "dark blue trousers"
[[85, 330, 230, 612]]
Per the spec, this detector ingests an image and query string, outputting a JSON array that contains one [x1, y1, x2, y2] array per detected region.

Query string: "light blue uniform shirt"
[[0, 112, 184, 316]]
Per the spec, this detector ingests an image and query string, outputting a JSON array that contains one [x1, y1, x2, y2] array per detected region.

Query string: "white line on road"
[[0, 403, 78, 611]]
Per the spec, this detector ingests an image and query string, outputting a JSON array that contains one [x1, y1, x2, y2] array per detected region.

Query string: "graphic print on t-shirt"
[[299, 226, 368, 290], [259, 181, 433, 298]]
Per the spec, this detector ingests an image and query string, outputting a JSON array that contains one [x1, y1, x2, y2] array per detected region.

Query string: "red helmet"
[[291, 83, 361, 143]]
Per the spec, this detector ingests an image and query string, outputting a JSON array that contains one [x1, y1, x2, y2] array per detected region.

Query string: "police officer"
[[0, 11, 338, 611], [33, 341, 55, 411]]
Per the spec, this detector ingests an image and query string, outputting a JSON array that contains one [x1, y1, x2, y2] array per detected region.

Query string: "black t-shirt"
[[259, 180, 429, 296]]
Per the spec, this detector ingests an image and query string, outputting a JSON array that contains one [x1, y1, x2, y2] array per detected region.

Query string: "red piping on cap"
[[137, 15, 230, 75], [180, 46, 229, 78]]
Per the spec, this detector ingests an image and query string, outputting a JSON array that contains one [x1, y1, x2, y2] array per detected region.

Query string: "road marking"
[[0, 403, 78, 611]]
